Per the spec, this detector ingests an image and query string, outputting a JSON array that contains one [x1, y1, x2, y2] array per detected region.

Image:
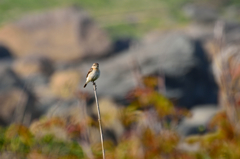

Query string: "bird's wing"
[[86, 68, 93, 78]]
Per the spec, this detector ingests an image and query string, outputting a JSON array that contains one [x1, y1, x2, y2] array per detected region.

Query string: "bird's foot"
[[92, 82, 97, 90]]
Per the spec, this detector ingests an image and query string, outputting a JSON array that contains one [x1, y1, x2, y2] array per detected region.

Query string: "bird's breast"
[[88, 70, 100, 81]]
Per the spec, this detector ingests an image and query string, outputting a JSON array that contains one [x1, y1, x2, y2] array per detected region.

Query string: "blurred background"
[[1, 0, 240, 158]]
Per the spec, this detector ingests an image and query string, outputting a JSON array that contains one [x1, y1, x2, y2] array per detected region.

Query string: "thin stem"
[[92, 82, 105, 159]]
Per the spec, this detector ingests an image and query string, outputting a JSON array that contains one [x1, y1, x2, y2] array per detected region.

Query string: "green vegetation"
[[1, 0, 240, 38], [0, 120, 84, 158], [1, 0, 240, 39], [0, 0, 189, 39], [0, 0, 190, 38]]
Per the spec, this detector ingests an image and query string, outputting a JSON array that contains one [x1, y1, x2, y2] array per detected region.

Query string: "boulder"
[[0, 45, 13, 59], [0, 59, 15, 91], [0, 61, 39, 125], [183, 4, 218, 23], [177, 105, 220, 136], [50, 69, 81, 99], [13, 55, 54, 77], [80, 32, 218, 108], [0, 6, 112, 62], [0, 88, 27, 125]]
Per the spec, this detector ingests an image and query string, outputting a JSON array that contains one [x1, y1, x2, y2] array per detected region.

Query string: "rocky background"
[[1, 1, 240, 157]]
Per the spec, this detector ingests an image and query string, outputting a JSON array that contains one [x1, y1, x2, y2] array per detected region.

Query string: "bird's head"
[[92, 63, 99, 69]]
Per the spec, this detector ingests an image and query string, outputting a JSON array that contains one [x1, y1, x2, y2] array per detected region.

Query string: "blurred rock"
[[187, 20, 240, 47], [224, 21, 240, 45], [0, 88, 27, 125], [183, 4, 218, 23], [0, 59, 15, 91], [50, 69, 81, 99], [0, 45, 13, 59], [112, 37, 132, 53], [177, 105, 220, 136], [0, 58, 82, 126], [81, 32, 218, 108], [0, 58, 50, 94], [0, 6, 112, 62], [0, 63, 39, 125], [13, 55, 54, 77]]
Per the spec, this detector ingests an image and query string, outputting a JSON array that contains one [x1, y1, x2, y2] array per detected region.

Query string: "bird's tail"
[[83, 83, 87, 88]]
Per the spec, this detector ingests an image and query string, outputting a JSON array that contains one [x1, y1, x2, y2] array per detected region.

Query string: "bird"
[[83, 63, 100, 88]]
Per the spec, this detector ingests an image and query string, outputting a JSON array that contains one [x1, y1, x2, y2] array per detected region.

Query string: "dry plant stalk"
[[213, 21, 240, 130], [92, 82, 105, 159]]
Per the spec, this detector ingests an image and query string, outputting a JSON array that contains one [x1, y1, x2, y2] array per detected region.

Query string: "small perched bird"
[[83, 63, 100, 88]]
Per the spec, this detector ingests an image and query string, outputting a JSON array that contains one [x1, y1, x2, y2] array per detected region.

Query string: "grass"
[[0, 0, 191, 39], [0, 0, 239, 39]]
